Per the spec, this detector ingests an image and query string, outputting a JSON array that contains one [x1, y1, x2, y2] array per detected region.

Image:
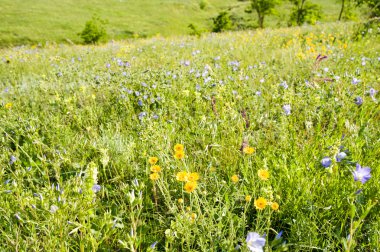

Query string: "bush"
[[188, 23, 203, 37], [212, 11, 233, 32], [199, 0, 209, 10], [79, 15, 107, 44]]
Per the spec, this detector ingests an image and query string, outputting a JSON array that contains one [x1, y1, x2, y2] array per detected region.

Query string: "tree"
[[354, 0, 380, 17], [338, 0, 347, 20], [288, 0, 322, 26], [249, 0, 282, 28]]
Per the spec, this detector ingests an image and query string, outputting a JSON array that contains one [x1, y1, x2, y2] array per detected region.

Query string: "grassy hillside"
[[0, 0, 367, 47], [0, 21, 379, 250]]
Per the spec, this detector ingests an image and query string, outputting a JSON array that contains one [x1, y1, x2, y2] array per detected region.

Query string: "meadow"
[[0, 20, 380, 251], [0, 0, 367, 47]]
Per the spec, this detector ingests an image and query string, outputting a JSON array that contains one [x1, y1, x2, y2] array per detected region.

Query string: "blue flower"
[[355, 96, 363, 105], [321, 157, 332, 168], [279, 81, 288, 89], [9, 155, 17, 165], [246, 232, 265, 252], [275, 230, 283, 240], [336, 152, 347, 162], [92, 184, 101, 193], [353, 163, 371, 184], [282, 105, 291, 115], [150, 241, 158, 249]]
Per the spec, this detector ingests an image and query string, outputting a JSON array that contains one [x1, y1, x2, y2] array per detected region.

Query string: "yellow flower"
[[245, 195, 252, 202], [243, 146, 255, 154], [184, 181, 197, 193], [148, 156, 158, 165], [150, 165, 161, 173], [271, 202, 279, 211], [190, 213, 197, 220], [149, 172, 160, 181], [176, 171, 188, 182], [258, 169, 269, 180], [231, 174, 239, 183], [174, 151, 185, 160], [4, 103, 12, 109], [187, 172, 200, 182], [254, 197, 267, 210], [178, 198, 184, 204], [174, 144, 184, 152]]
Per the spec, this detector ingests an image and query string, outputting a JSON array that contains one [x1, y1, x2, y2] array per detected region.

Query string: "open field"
[[0, 0, 368, 47], [0, 20, 379, 251]]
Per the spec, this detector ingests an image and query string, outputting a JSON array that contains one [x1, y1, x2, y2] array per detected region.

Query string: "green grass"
[[0, 0, 369, 47], [0, 20, 379, 251]]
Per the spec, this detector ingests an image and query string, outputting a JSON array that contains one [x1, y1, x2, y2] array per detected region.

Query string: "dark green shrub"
[[188, 23, 202, 37], [212, 11, 233, 32], [79, 15, 107, 44]]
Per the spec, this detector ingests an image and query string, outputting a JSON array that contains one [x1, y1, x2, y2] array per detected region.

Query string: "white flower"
[[246, 232, 266, 252]]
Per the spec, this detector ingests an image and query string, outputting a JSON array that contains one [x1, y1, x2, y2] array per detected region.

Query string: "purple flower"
[[9, 155, 17, 165], [355, 97, 363, 106], [282, 105, 291, 115], [92, 184, 101, 193], [351, 78, 360, 85], [150, 241, 158, 249], [336, 152, 347, 162], [275, 230, 283, 240], [321, 157, 332, 168], [256, 91, 262, 96], [246, 232, 266, 252], [353, 163, 371, 184], [279, 81, 288, 89]]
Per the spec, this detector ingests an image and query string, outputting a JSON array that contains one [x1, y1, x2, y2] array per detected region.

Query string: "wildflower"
[[187, 172, 200, 182], [4, 102, 12, 109], [279, 81, 288, 89], [246, 232, 266, 252], [352, 78, 360, 85], [150, 173, 160, 181], [245, 195, 252, 202], [231, 175, 239, 183], [254, 197, 267, 210], [255, 91, 262, 96], [92, 184, 101, 193], [50, 205, 59, 214], [369, 88, 377, 102], [9, 155, 17, 165], [150, 165, 161, 173], [275, 231, 283, 240], [178, 198, 184, 204], [148, 157, 158, 165], [243, 146, 255, 154], [353, 163, 371, 184], [257, 169, 269, 180], [174, 151, 185, 160], [176, 171, 188, 182], [174, 144, 184, 152], [184, 181, 197, 193], [321, 157, 332, 168], [190, 213, 197, 220], [150, 241, 158, 249], [355, 96, 363, 106], [282, 104, 291, 115], [336, 152, 347, 162], [271, 202, 279, 211]]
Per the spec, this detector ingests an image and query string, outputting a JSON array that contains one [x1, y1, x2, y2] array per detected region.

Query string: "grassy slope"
[[0, 0, 366, 47], [0, 22, 379, 250]]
